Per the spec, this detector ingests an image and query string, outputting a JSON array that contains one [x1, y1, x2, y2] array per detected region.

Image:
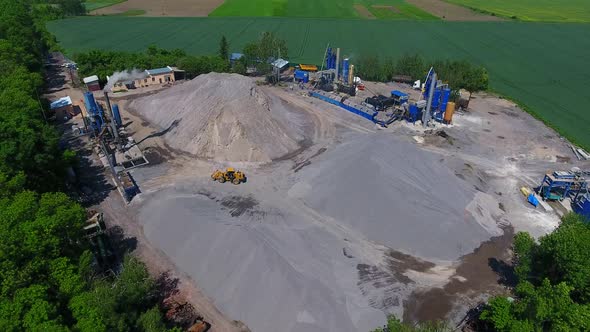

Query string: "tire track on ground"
[[298, 23, 310, 58]]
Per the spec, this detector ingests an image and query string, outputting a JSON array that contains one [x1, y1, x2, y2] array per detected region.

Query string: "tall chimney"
[[103, 91, 120, 143], [335, 48, 340, 81], [422, 72, 437, 128]]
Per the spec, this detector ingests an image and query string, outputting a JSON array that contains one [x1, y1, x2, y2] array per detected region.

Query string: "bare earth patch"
[[354, 4, 376, 19], [372, 5, 400, 14], [92, 0, 224, 16], [405, 0, 503, 21]]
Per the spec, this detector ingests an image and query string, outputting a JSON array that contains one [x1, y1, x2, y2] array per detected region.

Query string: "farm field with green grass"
[[83, 0, 126, 11], [445, 0, 590, 22], [47, 17, 590, 148], [209, 0, 438, 19]]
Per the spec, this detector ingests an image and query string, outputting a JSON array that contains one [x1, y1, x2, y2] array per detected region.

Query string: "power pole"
[[35, 90, 48, 124], [276, 47, 281, 84]]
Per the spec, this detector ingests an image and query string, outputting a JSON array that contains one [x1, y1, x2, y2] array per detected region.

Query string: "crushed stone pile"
[[290, 134, 501, 260], [130, 73, 301, 162]]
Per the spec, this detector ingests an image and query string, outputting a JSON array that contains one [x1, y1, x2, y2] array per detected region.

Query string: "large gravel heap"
[[131, 73, 300, 162], [294, 134, 500, 260]]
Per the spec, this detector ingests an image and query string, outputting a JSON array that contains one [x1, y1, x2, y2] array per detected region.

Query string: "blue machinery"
[[422, 67, 451, 126], [538, 170, 588, 201], [573, 192, 590, 219], [538, 170, 590, 219], [83, 92, 105, 133], [309, 91, 403, 126], [83, 91, 122, 135], [308, 64, 453, 127]]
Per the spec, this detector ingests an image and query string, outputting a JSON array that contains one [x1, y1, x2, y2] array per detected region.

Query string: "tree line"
[[480, 213, 590, 331], [74, 32, 289, 82], [75, 46, 231, 83], [0, 1, 181, 330], [355, 53, 489, 99]]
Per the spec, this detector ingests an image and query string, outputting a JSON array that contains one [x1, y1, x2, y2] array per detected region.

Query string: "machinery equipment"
[[420, 67, 452, 126], [538, 169, 588, 201], [211, 168, 246, 185], [573, 192, 590, 219]]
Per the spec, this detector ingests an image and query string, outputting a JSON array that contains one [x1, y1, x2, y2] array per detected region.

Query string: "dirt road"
[[405, 0, 503, 21]]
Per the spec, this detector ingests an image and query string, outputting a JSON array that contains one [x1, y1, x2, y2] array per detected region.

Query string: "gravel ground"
[[123, 78, 587, 331]]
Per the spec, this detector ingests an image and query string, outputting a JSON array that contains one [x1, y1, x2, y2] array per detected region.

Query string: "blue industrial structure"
[[325, 48, 337, 70], [310, 91, 402, 126], [112, 104, 123, 127], [391, 90, 409, 104], [294, 69, 309, 83], [538, 171, 588, 201], [342, 58, 350, 84], [310, 91, 375, 121], [422, 68, 452, 123], [573, 193, 590, 219], [83, 92, 105, 133], [407, 104, 422, 124]]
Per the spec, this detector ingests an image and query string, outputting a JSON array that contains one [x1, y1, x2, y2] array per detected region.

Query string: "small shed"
[[271, 58, 289, 71], [50, 96, 74, 119], [145, 66, 184, 84], [83, 75, 101, 91]]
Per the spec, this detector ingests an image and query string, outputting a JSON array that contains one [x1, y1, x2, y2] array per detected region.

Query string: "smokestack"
[[422, 72, 437, 128], [335, 48, 340, 81], [103, 91, 120, 142], [348, 64, 354, 86]]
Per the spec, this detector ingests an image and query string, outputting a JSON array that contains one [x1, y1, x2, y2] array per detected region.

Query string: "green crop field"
[[47, 17, 590, 148], [445, 0, 590, 22], [209, 0, 438, 20], [83, 0, 126, 11]]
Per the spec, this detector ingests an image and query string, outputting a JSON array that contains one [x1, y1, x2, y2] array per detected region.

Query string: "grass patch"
[[47, 17, 590, 150], [209, 0, 433, 19], [444, 0, 590, 22], [84, 0, 126, 11], [210, 0, 289, 17]]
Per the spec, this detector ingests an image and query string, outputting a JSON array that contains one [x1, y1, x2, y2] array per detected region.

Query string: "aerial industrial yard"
[[4, 0, 590, 330], [56, 57, 587, 331]]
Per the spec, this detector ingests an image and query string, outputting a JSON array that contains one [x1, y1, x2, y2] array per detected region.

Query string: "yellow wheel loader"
[[211, 167, 246, 185]]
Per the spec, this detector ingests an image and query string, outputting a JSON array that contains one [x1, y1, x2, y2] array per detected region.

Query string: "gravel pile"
[[130, 73, 300, 162], [292, 134, 500, 260]]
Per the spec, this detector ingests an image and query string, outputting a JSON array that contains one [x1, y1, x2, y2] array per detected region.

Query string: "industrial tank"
[[342, 58, 349, 83], [444, 102, 455, 123]]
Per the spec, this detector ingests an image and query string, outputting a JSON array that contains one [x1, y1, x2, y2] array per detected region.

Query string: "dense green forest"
[[0, 1, 180, 330], [480, 213, 590, 331], [75, 46, 231, 83]]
